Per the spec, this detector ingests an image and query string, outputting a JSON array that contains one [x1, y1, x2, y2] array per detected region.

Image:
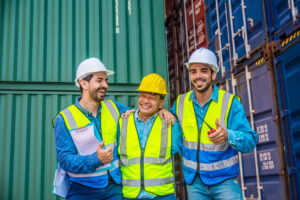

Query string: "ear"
[[158, 98, 165, 109], [79, 79, 89, 90], [212, 71, 217, 81]]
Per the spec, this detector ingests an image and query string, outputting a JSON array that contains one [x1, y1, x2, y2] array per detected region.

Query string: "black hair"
[[79, 74, 94, 93]]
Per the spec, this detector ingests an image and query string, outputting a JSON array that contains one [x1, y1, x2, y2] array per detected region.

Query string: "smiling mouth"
[[140, 104, 152, 109]]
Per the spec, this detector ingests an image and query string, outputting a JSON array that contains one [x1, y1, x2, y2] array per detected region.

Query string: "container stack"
[[165, 0, 300, 199]]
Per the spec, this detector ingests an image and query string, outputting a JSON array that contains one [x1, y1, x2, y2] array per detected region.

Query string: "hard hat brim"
[[75, 70, 115, 88], [184, 62, 219, 73], [136, 89, 168, 95]]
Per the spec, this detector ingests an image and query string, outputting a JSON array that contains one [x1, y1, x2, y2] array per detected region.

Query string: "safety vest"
[[56, 100, 120, 179], [176, 89, 239, 185], [118, 114, 174, 198]]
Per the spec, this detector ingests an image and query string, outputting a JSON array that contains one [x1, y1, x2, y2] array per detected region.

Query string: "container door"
[[274, 30, 300, 200], [234, 60, 289, 200]]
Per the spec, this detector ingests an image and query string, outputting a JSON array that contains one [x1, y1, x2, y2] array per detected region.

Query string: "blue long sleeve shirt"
[[170, 85, 257, 154], [117, 109, 182, 199], [53, 98, 130, 188]]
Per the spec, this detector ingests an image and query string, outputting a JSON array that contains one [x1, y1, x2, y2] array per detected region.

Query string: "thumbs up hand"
[[208, 118, 228, 145], [97, 141, 113, 164]]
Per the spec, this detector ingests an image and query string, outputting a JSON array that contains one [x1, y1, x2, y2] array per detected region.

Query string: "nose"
[[102, 80, 108, 89]]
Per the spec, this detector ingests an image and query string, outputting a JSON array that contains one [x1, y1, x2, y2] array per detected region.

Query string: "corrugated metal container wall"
[[274, 28, 300, 200], [165, 0, 208, 106], [0, 0, 168, 199], [205, 0, 270, 77], [267, 0, 300, 38], [231, 46, 290, 199], [0, 91, 139, 200], [0, 0, 167, 84], [216, 43, 292, 200]]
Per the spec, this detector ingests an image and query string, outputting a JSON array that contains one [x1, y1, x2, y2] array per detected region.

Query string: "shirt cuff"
[[90, 152, 103, 168], [227, 129, 237, 149]]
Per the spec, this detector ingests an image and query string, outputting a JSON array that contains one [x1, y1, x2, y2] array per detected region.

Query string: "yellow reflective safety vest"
[[118, 114, 174, 198], [55, 100, 120, 178], [176, 89, 239, 185]]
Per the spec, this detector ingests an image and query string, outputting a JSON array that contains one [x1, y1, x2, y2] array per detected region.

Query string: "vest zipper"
[[141, 148, 145, 190]]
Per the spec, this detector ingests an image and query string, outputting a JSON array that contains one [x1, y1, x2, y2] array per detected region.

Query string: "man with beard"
[[170, 48, 257, 200], [52, 58, 175, 200]]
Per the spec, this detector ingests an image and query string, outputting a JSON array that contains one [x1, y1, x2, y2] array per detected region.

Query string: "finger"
[[106, 147, 113, 153], [121, 113, 125, 119], [166, 117, 171, 127], [98, 141, 104, 150], [215, 118, 220, 129], [213, 137, 226, 145], [158, 111, 164, 119], [171, 115, 176, 125]]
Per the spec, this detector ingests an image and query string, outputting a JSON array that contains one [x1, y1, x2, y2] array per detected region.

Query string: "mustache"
[[193, 78, 206, 82], [96, 87, 107, 92], [96, 87, 107, 90]]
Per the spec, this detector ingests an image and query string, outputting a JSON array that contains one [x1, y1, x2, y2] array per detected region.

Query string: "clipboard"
[[70, 122, 114, 172]]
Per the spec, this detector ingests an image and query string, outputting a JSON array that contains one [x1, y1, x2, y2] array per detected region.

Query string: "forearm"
[[54, 116, 102, 173], [57, 150, 101, 173], [227, 129, 257, 153], [227, 98, 258, 153]]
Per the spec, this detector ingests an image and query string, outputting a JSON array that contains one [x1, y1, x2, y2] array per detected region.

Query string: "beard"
[[89, 87, 107, 102], [192, 77, 213, 93]]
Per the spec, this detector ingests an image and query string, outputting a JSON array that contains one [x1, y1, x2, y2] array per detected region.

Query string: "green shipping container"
[[0, 0, 168, 199]]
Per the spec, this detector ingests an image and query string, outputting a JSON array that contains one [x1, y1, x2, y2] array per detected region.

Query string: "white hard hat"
[[75, 57, 114, 87], [185, 48, 219, 72]]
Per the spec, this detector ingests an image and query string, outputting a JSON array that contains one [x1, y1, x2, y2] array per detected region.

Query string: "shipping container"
[[0, 0, 167, 84], [186, 0, 208, 55], [274, 28, 300, 200], [165, 0, 300, 200], [228, 43, 291, 200], [216, 40, 300, 200], [165, 0, 208, 106], [0, 0, 169, 199], [267, 0, 300, 38], [0, 90, 140, 200], [205, 0, 270, 77]]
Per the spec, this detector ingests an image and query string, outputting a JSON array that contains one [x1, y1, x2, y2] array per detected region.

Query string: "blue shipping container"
[[274, 28, 300, 200], [217, 43, 295, 199], [205, 0, 269, 77], [266, 0, 300, 38], [234, 58, 289, 200]]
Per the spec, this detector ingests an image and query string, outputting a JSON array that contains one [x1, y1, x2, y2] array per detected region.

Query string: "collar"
[[134, 109, 158, 123], [189, 84, 219, 104], [75, 97, 101, 116]]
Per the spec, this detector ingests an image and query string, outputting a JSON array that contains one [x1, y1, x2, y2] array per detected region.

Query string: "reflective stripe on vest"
[[177, 90, 236, 172], [68, 159, 120, 178], [58, 100, 120, 178], [182, 155, 238, 171], [118, 114, 174, 198], [122, 176, 174, 187]]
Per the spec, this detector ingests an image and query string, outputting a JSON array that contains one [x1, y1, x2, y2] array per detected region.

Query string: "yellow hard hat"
[[137, 73, 168, 95]]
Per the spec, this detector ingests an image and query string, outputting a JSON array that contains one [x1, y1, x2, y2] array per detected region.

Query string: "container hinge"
[[280, 110, 290, 117], [263, 42, 278, 62], [288, 167, 297, 175]]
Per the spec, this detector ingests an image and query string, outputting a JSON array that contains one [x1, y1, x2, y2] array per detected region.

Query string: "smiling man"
[[118, 73, 182, 200], [53, 58, 132, 200], [170, 48, 257, 200]]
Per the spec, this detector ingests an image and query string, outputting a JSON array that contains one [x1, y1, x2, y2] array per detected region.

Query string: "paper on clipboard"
[[70, 123, 114, 172]]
